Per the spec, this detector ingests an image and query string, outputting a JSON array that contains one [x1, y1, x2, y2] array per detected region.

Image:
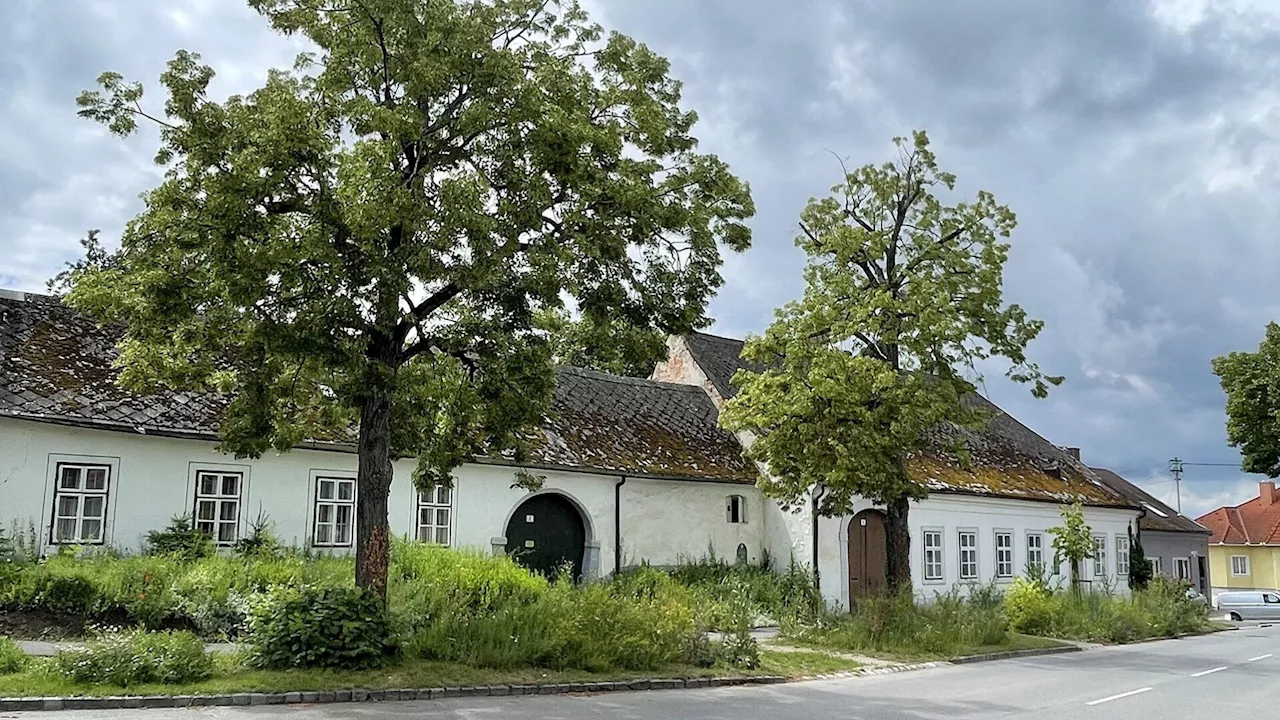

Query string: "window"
[[1265, 593, 1280, 605], [1174, 557, 1191, 581], [1115, 535, 1130, 576], [415, 485, 453, 545], [1150, 557, 1161, 575], [736, 543, 749, 564], [1026, 533, 1044, 574], [958, 530, 978, 580], [1092, 535, 1107, 577], [1232, 555, 1250, 576], [194, 471, 242, 545], [995, 531, 1013, 578], [726, 495, 746, 524], [51, 463, 110, 544], [922, 530, 944, 581], [313, 477, 356, 547]]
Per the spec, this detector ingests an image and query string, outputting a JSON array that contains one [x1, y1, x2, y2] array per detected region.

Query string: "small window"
[[922, 530, 944, 581], [994, 531, 1013, 578], [958, 530, 978, 580], [51, 463, 110, 544], [314, 477, 356, 547], [415, 485, 453, 545], [1150, 557, 1161, 575], [194, 470, 243, 545], [726, 495, 746, 524], [1232, 555, 1250, 576], [1092, 535, 1107, 577], [1174, 557, 1191, 581], [1115, 535, 1130, 576], [1265, 593, 1280, 604], [1026, 532, 1044, 574], [736, 543, 749, 564]]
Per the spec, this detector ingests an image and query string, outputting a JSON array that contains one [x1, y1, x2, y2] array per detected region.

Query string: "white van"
[[1215, 591, 1280, 621]]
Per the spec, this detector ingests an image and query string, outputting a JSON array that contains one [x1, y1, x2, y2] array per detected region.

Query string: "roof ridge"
[[686, 330, 747, 345], [558, 365, 707, 394]]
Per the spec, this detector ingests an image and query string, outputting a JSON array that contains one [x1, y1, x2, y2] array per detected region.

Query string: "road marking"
[[1247, 654, 1273, 662], [1191, 666, 1227, 677], [1085, 687, 1152, 706]]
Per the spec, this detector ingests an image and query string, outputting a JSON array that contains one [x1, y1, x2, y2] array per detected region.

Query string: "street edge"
[[950, 644, 1081, 665]]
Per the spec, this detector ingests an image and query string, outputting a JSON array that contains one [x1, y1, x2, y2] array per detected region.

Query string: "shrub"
[[53, 630, 212, 685], [1004, 577, 1209, 643], [233, 512, 284, 560], [794, 588, 1009, 658], [145, 516, 215, 561], [715, 578, 761, 669], [0, 637, 27, 675], [28, 573, 103, 615], [671, 554, 819, 630], [1005, 577, 1055, 635], [247, 585, 395, 670]]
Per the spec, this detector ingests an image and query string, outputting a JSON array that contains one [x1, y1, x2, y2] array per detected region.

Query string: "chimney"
[[1064, 447, 1081, 461], [1261, 481, 1277, 507]]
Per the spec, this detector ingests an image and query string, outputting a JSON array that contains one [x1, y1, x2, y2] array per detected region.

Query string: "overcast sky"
[[2, 0, 1277, 519]]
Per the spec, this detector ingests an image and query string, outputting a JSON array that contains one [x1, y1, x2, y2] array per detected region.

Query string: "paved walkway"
[[16, 640, 239, 656]]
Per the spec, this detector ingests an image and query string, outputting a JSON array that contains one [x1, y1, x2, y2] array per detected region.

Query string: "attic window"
[[1141, 502, 1168, 518], [727, 495, 746, 524]]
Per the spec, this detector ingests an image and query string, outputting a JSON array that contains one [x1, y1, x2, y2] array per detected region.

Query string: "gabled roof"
[[0, 291, 755, 484], [679, 332, 1136, 509], [1089, 467, 1211, 534], [1196, 486, 1280, 545]]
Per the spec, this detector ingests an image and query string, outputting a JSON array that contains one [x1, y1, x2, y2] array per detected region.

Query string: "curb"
[[950, 645, 1081, 665]]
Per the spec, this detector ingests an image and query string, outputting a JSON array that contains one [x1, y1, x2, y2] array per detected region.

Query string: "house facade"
[[652, 332, 1143, 605], [1087, 464, 1211, 594], [1197, 482, 1280, 597]]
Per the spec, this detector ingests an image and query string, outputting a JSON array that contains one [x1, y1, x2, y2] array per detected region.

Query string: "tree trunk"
[[885, 494, 911, 593], [355, 388, 394, 599]]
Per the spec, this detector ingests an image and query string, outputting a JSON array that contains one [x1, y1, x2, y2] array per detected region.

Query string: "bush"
[[1003, 576, 1209, 643], [1005, 577, 1055, 635], [52, 630, 212, 685], [145, 516, 215, 561], [0, 637, 27, 675], [247, 585, 395, 670], [671, 553, 819, 630], [28, 574, 103, 615]]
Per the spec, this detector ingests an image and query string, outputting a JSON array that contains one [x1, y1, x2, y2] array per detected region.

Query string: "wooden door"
[[504, 493, 586, 581], [848, 509, 888, 600]]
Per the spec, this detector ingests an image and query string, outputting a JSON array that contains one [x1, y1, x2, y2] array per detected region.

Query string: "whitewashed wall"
[[0, 417, 770, 577]]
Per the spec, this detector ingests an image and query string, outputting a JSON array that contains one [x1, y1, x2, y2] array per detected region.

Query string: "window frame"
[[1231, 555, 1250, 576], [192, 469, 244, 546], [1150, 557, 1161, 575], [49, 462, 111, 546], [726, 495, 747, 524], [1092, 534, 1108, 577], [958, 529, 979, 581], [922, 528, 944, 582], [312, 476, 357, 548], [415, 484, 454, 546], [1115, 534, 1130, 577], [1025, 532, 1045, 575], [994, 530, 1014, 579], [1174, 557, 1191, 581]]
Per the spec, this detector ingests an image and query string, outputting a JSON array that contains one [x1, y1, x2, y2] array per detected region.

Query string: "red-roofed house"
[[1197, 482, 1280, 595]]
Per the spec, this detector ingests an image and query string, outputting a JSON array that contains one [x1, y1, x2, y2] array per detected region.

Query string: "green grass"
[[0, 650, 849, 698]]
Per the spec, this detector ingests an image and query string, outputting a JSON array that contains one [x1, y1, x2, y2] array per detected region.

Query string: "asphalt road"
[[9, 626, 1280, 720]]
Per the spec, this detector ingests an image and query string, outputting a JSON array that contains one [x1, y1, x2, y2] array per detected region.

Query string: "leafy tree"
[[537, 308, 667, 378], [1212, 322, 1280, 476], [719, 131, 1058, 590], [1128, 524, 1152, 591], [63, 0, 753, 596], [1047, 502, 1094, 592]]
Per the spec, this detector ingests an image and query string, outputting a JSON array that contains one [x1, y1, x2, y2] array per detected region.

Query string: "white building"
[[0, 291, 1140, 606]]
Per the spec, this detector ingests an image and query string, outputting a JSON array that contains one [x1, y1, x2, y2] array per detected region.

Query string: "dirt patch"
[[0, 608, 173, 640]]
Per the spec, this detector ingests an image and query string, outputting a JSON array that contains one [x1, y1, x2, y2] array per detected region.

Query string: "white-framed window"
[[922, 529, 944, 581], [313, 477, 356, 547], [1093, 535, 1107, 577], [1150, 557, 1161, 575], [1115, 535, 1130, 576], [1175, 557, 1191, 581], [727, 495, 747, 524], [51, 463, 110, 544], [416, 485, 453, 545], [995, 531, 1013, 578], [1026, 532, 1044, 574], [1232, 555, 1250, 576], [958, 530, 978, 580], [194, 470, 243, 545]]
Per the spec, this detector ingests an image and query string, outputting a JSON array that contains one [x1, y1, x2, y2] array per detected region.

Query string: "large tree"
[[64, 0, 753, 596], [1212, 322, 1280, 476], [720, 131, 1058, 591], [536, 308, 667, 378]]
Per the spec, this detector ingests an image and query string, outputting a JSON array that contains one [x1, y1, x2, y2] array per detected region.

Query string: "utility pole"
[[1169, 458, 1184, 514]]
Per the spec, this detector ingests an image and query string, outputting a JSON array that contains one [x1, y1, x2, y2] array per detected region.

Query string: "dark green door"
[[504, 494, 586, 580]]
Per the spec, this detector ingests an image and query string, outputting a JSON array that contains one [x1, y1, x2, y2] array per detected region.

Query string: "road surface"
[[9, 625, 1279, 719]]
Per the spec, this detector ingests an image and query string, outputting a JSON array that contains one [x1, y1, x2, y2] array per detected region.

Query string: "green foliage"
[[1047, 503, 1094, 589], [247, 586, 395, 670], [670, 554, 819, 630], [232, 512, 284, 560], [1212, 321, 1280, 476], [52, 630, 212, 686], [714, 578, 761, 669], [65, 0, 753, 594], [145, 515, 215, 561], [537, 307, 669, 378], [1004, 576, 1208, 642], [1128, 527, 1153, 591], [1004, 577, 1055, 636], [720, 131, 1058, 587], [0, 637, 27, 676]]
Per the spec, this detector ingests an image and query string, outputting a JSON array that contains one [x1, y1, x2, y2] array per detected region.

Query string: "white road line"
[[1191, 666, 1227, 677], [1247, 654, 1274, 662], [1085, 687, 1153, 706]]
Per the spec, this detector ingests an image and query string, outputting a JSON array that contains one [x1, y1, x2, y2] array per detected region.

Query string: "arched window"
[[726, 495, 746, 524], [736, 543, 749, 565]]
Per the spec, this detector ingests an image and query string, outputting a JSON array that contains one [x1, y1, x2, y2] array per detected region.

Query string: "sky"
[[2, 0, 1277, 519]]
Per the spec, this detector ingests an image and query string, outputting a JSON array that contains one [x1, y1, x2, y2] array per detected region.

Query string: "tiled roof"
[[1089, 467, 1211, 534], [1196, 485, 1280, 545], [0, 292, 755, 483], [682, 332, 1136, 509]]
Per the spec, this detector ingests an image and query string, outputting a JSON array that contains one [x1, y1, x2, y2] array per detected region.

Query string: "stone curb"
[[0, 675, 791, 713], [950, 645, 1081, 665]]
